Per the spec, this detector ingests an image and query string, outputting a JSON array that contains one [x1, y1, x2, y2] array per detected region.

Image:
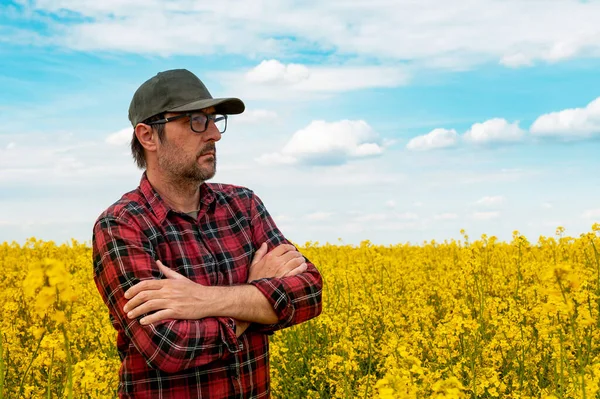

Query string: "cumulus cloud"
[[530, 97, 600, 138], [105, 127, 132, 146], [246, 60, 310, 84], [256, 119, 386, 166], [474, 196, 505, 207], [406, 128, 458, 151], [463, 118, 525, 144], [225, 60, 409, 99]]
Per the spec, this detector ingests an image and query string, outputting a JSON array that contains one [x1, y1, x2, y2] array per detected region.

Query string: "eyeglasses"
[[147, 112, 228, 134]]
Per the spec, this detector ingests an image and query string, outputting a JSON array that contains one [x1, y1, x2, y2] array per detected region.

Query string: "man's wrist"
[[202, 284, 278, 324], [203, 284, 246, 318]]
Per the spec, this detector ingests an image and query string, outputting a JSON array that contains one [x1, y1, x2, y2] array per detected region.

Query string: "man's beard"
[[158, 142, 217, 184]]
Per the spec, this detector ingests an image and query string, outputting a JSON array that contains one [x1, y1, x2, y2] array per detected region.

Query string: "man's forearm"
[[204, 284, 279, 324]]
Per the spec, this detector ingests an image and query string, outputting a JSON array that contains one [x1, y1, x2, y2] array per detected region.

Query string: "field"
[[2, 226, 600, 398]]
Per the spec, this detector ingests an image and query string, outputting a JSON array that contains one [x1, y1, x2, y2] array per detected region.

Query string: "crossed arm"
[[92, 193, 322, 373], [121, 245, 306, 338]]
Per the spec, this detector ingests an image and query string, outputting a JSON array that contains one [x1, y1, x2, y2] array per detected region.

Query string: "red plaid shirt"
[[92, 172, 323, 398]]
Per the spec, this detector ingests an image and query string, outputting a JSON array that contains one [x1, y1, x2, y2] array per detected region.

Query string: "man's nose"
[[203, 121, 222, 142]]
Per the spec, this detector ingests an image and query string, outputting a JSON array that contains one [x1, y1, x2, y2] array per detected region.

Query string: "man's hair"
[[131, 113, 166, 169]]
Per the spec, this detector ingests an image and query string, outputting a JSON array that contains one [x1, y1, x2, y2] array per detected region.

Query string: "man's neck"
[[146, 168, 202, 213]]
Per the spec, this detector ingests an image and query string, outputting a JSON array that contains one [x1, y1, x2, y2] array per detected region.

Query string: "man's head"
[[128, 69, 245, 181]]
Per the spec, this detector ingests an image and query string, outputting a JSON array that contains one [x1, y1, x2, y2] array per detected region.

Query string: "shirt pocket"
[[158, 220, 219, 286]]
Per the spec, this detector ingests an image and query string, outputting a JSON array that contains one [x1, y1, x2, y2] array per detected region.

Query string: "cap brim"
[[168, 97, 245, 115]]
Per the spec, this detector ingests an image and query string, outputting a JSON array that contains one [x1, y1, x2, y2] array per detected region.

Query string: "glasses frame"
[[146, 112, 228, 134]]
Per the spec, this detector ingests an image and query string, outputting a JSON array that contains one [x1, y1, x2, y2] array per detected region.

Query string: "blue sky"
[[1, 0, 600, 246]]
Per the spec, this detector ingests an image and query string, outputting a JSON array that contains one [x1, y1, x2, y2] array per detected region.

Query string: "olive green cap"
[[128, 68, 245, 127]]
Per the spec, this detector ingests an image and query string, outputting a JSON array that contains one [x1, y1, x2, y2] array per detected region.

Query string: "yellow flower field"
[[2, 226, 600, 398]]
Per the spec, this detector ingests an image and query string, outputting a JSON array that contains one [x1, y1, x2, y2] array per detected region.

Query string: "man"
[[91, 68, 323, 398]]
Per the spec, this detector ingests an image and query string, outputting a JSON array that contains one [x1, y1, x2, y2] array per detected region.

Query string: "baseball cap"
[[128, 69, 245, 127]]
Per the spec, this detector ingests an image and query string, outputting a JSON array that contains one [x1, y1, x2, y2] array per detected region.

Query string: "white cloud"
[[106, 127, 132, 146], [223, 61, 409, 100], [434, 213, 458, 220], [306, 212, 333, 221], [246, 60, 310, 84], [6, 142, 16, 150], [463, 118, 525, 144], [472, 211, 500, 220], [0, 130, 141, 187], [234, 109, 278, 124], [582, 209, 600, 219], [474, 196, 505, 207], [385, 200, 396, 209], [256, 120, 386, 166], [255, 152, 297, 166], [15, 1, 600, 70], [500, 53, 534, 68], [542, 202, 553, 209], [352, 211, 418, 223], [530, 97, 600, 138], [396, 212, 419, 220], [406, 128, 458, 151], [352, 213, 388, 223], [273, 214, 295, 223]]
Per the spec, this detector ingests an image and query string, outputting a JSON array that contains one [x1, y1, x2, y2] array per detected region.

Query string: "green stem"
[[0, 333, 4, 399], [18, 330, 46, 398], [61, 326, 73, 399], [559, 330, 564, 399], [46, 348, 54, 399]]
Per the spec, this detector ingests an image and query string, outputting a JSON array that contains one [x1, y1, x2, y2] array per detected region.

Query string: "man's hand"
[[123, 261, 212, 325], [247, 242, 307, 282]]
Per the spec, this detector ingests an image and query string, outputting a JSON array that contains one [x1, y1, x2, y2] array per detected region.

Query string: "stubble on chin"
[[158, 143, 217, 185]]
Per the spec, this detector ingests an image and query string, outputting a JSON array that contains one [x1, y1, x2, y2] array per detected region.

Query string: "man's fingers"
[[251, 242, 268, 266], [280, 250, 304, 265], [157, 260, 187, 280], [283, 262, 307, 277], [124, 279, 165, 299], [124, 288, 161, 313], [281, 256, 305, 274], [140, 309, 173, 326], [127, 299, 169, 320], [269, 243, 297, 257]]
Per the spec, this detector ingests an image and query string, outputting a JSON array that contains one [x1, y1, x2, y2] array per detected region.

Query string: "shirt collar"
[[139, 171, 216, 223]]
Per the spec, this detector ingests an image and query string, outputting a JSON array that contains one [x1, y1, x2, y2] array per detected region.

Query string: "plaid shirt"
[[92, 172, 323, 398]]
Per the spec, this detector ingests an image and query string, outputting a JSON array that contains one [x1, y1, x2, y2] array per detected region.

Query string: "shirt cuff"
[[248, 278, 295, 325]]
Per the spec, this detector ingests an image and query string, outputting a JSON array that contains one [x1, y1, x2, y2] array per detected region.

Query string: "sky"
[[1, 0, 600, 247]]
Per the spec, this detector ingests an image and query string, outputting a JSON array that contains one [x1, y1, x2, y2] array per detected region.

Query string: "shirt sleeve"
[[245, 191, 323, 334], [92, 214, 242, 374]]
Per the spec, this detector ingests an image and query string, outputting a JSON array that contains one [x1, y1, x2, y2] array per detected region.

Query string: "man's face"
[[156, 106, 221, 183]]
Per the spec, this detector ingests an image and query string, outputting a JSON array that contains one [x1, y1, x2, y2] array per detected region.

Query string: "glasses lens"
[[214, 114, 227, 133], [190, 114, 208, 132]]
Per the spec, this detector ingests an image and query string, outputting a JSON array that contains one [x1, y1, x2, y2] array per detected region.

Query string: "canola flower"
[[1, 226, 600, 398]]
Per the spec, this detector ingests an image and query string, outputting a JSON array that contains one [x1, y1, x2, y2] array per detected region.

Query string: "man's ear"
[[135, 123, 158, 152]]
